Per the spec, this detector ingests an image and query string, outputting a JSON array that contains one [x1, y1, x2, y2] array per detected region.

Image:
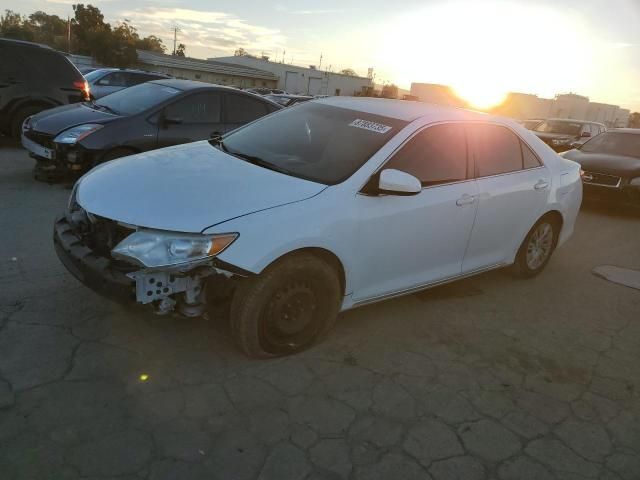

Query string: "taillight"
[[74, 80, 91, 101]]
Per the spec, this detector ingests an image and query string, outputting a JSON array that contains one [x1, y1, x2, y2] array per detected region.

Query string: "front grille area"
[[68, 208, 136, 269], [582, 171, 621, 188], [24, 130, 55, 150]]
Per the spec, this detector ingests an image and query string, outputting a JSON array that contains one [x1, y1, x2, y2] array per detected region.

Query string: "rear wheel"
[[11, 105, 46, 139], [512, 216, 559, 278], [229, 253, 341, 358]]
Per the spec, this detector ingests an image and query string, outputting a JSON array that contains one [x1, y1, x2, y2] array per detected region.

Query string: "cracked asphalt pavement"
[[1, 141, 639, 480]]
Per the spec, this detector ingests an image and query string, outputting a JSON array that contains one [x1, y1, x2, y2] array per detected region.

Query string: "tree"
[[175, 43, 186, 57], [234, 47, 248, 57], [136, 34, 165, 53], [340, 68, 356, 76], [72, 4, 111, 57], [381, 83, 399, 99], [0, 10, 34, 41], [629, 112, 640, 129]]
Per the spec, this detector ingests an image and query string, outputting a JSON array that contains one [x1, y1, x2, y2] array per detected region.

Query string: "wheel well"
[[273, 247, 347, 295], [541, 210, 563, 229]]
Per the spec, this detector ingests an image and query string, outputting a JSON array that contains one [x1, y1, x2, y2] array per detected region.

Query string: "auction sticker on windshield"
[[349, 119, 392, 134]]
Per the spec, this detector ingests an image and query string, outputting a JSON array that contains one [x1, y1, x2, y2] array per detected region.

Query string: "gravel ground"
[[1, 142, 639, 480]]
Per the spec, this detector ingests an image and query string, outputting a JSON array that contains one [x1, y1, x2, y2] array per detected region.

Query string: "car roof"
[[608, 128, 640, 135], [0, 37, 52, 49], [268, 94, 313, 99], [149, 79, 282, 106], [91, 68, 170, 76], [314, 96, 489, 122], [545, 118, 605, 126]]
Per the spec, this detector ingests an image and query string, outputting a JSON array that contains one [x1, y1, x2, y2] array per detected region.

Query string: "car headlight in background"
[[111, 230, 239, 268], [54, 124, 103, 145], [630, 177, 640, 186]]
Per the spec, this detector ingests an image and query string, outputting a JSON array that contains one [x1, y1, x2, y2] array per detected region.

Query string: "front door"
[[462, 123, 551, 272], [156, 91, 224, 148], [353, 123, 479, 302]]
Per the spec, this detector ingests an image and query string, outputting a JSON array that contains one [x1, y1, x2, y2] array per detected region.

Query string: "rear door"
[[156, 91, 224, 148], [222, 92, 273, 133], [0, 43, 25, 115], [462, 123, 551, 272]]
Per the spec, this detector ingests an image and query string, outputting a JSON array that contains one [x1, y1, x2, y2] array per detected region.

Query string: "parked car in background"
[[246, 87, 286, 95], [533, 118, 606, 152], [518, 118, 544, 130], [264, 93, 314, 107], [561, 128, 640, 205], [0, 38, 89, 138], [53, 98, 582, 357], [84, 68, 172, 99], [22, 79, 281, 181]]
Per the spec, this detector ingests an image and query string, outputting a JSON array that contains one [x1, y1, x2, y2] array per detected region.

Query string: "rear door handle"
[[534, 180, 549, 190], [456, 194, 476, 206]]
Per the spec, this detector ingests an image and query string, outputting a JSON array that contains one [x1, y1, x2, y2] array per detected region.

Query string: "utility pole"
[[172, 26, 180, 55], [67, 16, 71, 53], [319, 53, 323, 70]]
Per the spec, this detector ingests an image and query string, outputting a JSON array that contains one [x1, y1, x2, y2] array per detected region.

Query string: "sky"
[[5, 0, 640, 110]]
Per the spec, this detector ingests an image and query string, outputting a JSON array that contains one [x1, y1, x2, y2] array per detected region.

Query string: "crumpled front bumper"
[[53, 215, 136, 304]]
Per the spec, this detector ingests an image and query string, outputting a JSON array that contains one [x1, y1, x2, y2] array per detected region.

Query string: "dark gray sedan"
[[21, 79, 282, 181], [561, 128, 640, 205]]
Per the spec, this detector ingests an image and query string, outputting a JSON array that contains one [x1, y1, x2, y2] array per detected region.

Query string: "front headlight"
[[111, 230, 238, 268], [630, 177, 640, 186], [54, 124, 103, 145]]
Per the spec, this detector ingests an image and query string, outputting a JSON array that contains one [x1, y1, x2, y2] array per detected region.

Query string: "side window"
[[521, 141, 541, 169], [128, 73, 162, 86], [225, 94, 269, 123], [472, 124, 523, 177], [165, 93, 221, 123], [384, 124, 468, 186], [98, 72, 127, 87]]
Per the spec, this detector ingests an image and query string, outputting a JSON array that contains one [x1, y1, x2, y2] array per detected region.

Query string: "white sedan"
[[54, 98, 582, 357]]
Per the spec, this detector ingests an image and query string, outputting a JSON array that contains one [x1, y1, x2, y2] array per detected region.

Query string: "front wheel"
[[512, 216, 559, 278], [229, 253, 341, 358]]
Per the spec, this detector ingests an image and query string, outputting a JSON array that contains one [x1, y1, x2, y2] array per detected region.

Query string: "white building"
[[210, 56, 372, 96], [498, 93, 554, 119], [409, 83, 465, 107], [615, 108, 630, 127], [586, 102, 620, 128], [552, 93, 590, 120]]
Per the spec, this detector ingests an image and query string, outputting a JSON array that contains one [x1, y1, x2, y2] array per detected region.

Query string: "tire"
[[11, 105, 46, 139], [512, 215, 560, 278], [229, 253, 341, 358]]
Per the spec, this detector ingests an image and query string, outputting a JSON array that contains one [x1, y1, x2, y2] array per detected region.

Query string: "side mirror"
[[378, 169, 422, 195], [581, 131, 591, 138]]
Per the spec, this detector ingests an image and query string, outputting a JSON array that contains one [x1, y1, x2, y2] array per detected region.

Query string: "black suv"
[[0, 38, 89, 138]]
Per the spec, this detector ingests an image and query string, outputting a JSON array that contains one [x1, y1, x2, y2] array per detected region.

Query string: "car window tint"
[[29, 49, 79, 83], [128, 73, 163, 86], [472, 124, 523, 177], [225, 94, 269, 123], [521, 141, 541, 169], [98, 72, 128, 87], [385, 124, 468, 186], [0, 45, 23, 78], [165, 92, 221, 123]]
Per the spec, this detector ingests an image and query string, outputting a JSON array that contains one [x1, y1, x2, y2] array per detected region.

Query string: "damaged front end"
[[53, 197, 244, 317]]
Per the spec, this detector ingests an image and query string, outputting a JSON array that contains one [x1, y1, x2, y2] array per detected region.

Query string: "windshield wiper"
[[92, 102, 119, 115], [221, 145, 293, 176]]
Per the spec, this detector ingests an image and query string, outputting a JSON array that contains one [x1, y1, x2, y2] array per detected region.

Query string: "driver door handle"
[[456, 194, 476, 206], [534, 179, 549, 190]]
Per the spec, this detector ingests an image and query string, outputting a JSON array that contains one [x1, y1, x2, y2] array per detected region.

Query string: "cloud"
[[118, 7, 287, 55]]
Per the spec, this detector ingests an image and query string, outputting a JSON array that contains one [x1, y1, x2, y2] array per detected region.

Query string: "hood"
[[562, 149, 640, 177], [533, 132, 577, 141], [29, 103, 120, 136], [76, 141, 327, 233]]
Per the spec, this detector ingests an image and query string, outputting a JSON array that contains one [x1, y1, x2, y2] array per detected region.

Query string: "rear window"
[[580, 132, 640, 158], [30, 49, 80, 84]]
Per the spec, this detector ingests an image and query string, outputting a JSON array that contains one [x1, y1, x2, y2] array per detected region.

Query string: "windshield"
[[95, 82, 181, 116], [534, 120, 582, 135], [84, 69, 108, 82], [220, 102, 407, 185], [580, 132, 640, 157]]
